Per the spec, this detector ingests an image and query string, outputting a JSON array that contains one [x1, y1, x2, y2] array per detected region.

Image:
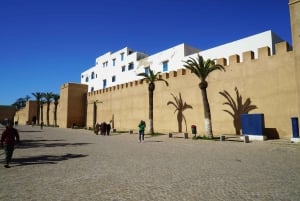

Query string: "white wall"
[[81, 30, 283, 91], [195, 30, 282, 63]]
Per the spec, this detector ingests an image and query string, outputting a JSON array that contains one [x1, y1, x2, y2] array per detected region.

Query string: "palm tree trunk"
[[177, 112, 183, 132], [40, 104, 44, 124], [47, 103, 50, 126], [201, 87, 213, 138], [149, 88, 154, 134], [54, 105, 57, 127], [37, 102, 40, 125]]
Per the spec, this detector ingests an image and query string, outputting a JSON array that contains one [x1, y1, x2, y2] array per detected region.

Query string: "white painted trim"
[[291, 138, 300, 143], [240, 135, 267, 141]]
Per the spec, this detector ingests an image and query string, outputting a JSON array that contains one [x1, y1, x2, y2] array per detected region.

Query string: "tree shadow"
[[18, 130, 44, 133], [219, 87, 258, 135], [12, 153, 88, 166], [17, 139, 92, 149], [167, 92, 193, 133]]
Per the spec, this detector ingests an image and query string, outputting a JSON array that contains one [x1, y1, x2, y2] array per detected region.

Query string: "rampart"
[[85, 41, 295, 138]]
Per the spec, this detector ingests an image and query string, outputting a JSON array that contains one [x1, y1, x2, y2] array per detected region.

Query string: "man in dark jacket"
[[1, 121, 20, 168]]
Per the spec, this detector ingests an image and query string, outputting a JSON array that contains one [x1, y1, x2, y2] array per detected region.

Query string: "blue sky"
[[0, 0, 292, 105]]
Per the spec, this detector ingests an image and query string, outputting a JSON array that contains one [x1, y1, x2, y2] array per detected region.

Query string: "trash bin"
[[191, 125, 197, 134], [291, 117, 299, 138]]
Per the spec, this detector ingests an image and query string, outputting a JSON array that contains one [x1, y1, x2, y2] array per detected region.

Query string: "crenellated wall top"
[[88, 41, 292, 97]]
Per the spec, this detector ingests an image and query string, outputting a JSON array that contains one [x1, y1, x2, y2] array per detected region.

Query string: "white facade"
[[81, 30, 285, 92], [81, 44, 199, 91], [197, 30, 285, 62]]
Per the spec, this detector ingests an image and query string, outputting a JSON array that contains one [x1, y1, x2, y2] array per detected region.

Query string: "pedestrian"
[[95, 123, 100, 135], [1, 121, 20, 168], [100, 122, 107, 136], [138, 120, 146, 142], [40, 121, 44, 130], [106, 121, 111, 136]]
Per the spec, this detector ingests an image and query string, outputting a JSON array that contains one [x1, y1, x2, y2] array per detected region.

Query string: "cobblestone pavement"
[[0, 125, 300, 201]]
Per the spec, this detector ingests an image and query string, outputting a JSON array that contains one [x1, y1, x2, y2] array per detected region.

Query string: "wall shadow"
[[13, 153, 88, 166], [18, 130, 44, 133], [17, 139, 92, 149], [264, 128, 280, 139]]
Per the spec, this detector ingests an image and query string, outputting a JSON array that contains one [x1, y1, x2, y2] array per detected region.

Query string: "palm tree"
[[32, 92, 43, 125], [219, 87, 257, 135], [43, 92, 53, 126], [138, 69, 169, 134], [12, 98, 26, 110], [52, 94, 60, 127], [24, 95, 31, 102], [167, 92, 193, 133], [183, 54, 225, 138], [44, 92, 53, 126], [40, 99, 45, 124]]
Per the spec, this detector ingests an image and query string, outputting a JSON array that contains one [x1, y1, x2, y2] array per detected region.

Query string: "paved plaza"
[[0, 125, 300, 201]]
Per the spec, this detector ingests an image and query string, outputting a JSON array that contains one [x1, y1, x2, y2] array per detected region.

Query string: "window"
[[103, 61, 108, 67], [122, 65, 126, 72], [120, 53, 124, 61], [145, 66, 150, 75], [112, 75, 116, 82], [128, 62, 134, 70], [91, 72, 95, 79], [85, 77, 89, 82], [163, 61, 168, 72], [112, 58, 116, 66], [103, 79, 107, 88]]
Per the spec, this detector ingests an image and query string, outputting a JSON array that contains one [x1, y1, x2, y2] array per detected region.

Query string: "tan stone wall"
[[40, 102, 56, 126], [289, 0, 300, 123], [58, 83, 88, 128], [86, 42, 296, 138], [14, 101, 37, 125], [0, 106, 16, 123]]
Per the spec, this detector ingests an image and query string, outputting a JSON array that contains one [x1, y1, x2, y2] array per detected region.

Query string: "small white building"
[[81, 30, 285, 92]]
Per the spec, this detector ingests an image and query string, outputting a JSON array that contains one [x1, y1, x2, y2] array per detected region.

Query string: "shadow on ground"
[[16, 139, 92, 149], [12, 153, 88, 166]]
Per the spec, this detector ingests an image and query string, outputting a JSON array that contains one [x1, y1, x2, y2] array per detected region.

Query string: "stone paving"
[[0, 125, 300, 201]]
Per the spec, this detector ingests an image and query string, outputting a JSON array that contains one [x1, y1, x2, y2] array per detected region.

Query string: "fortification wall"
[[14, 101, 37, 125], [86, 41, 295, 138], [40, 102, 56, 126], [58, 83, 88, 128], [0, 106, 16, 123]]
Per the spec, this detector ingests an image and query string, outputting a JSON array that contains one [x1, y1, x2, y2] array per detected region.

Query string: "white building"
[[81, 30, 285, 92]]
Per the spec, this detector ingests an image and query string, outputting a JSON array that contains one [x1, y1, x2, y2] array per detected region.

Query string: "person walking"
[[138, 120, 146, 143], [1, 121, 20, 168], [106, 121, 111, 136], [100, 122, 107, 136]]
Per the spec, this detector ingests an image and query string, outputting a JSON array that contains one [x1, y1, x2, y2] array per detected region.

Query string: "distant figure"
[[32, 121, 35, 127], [95, 123, 100, 135], [100, 122, 107, 136], [138, 120, 146, 143], [106, 122, 111, 136], [40, 121, 44, 130], [1, 121, 20, 168]]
